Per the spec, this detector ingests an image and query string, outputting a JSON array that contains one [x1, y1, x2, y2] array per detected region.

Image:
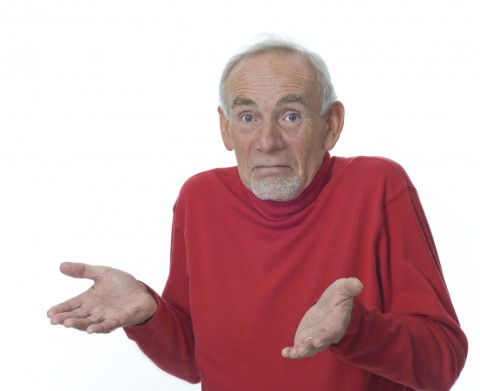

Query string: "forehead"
[[225, 52, 318, 107]]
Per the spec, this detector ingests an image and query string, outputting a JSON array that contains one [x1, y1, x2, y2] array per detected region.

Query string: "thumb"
[[59, 262, 105, 281], [344, 277, 363, 297]]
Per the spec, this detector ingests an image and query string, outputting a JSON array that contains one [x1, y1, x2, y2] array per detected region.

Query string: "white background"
[[1, 0, 479, 389]]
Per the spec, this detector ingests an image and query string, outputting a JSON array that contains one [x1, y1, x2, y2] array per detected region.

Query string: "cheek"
[[233, 151, 253, 189], [292, 131, 326, 172], [231, 140, 251, 174], [231, 131, 254, 158]]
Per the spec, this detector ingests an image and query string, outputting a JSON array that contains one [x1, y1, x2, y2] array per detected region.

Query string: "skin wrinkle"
[[219, 42, 338, 117], [226, 62, 317, 116], [232, 93, 309, 113], [219, 51, 343, 201]]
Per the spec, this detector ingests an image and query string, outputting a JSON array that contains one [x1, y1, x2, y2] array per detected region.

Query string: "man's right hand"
[[47, 262, 158, 334]]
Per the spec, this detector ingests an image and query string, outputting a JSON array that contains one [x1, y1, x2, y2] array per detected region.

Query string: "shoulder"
[[330, 155, 416, 200], [176, 166, 240, 202], [173, 167, 241, 221], [332, 156, 412, 183], [181, 167, 238, 190]]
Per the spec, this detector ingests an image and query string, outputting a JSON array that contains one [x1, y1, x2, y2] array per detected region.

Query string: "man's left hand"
[[282, 277, 363, 359]]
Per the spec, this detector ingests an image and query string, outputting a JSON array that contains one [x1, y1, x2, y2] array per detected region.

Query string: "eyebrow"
[[231, 96, 256, 109], [277, 93, 308, 106], [229, 93, 308, 111]]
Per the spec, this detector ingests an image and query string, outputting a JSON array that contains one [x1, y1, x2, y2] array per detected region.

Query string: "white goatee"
[[250, 176, 301, 201]]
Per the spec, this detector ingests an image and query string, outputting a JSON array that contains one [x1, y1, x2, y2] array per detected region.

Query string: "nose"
[[254, 118, 286, 154]]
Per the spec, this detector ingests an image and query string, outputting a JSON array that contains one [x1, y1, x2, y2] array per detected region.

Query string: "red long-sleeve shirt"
[[124, 154, 467, 390]]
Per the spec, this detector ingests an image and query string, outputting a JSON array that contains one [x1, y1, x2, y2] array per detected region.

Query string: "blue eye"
[[241, 114, 254, 123], [286, 113, 300, 122]]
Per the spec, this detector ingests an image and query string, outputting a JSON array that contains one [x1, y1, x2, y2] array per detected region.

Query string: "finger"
[[86, 318, 121, 334], [282, 345, 316, 359], [62, 308, 124, 334], [47, 298, 82, 319], [282, 345, 305, 359], [59, 262, 106, 281], [344, 277, 363, 297], [50, 306, 91, 325], [312, 338, 328, 353], [283, 337, 320, 359], [293, 343, 315, 358], [63, 313, 105, 331], [56, 309, 122, 333]]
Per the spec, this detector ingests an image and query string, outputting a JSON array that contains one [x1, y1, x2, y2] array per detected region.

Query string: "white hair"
[[219, 37, 337, 117]]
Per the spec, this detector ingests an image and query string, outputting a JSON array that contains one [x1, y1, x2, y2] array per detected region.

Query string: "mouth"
[[252, 165, 292, 177]]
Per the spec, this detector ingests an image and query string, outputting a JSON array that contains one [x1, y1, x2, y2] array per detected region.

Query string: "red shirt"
[[125, 154, 467, 390]]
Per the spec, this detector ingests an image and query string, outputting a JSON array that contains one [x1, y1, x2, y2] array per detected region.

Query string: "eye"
[[241, 114, 255, 123], [285, 112, 300, 122]]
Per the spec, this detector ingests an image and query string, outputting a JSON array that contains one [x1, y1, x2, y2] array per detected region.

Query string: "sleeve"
[[123, 223, 200, 384], [330, 187, 468, 391]]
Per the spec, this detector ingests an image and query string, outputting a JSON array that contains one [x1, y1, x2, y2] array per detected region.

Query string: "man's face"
[[219, 51, 343, 201]]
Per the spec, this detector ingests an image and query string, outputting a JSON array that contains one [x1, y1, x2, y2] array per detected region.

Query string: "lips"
[[252, 165, 292, 176]]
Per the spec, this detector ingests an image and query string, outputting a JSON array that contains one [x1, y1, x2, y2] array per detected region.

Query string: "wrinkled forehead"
[[224, 52, 319, 107]]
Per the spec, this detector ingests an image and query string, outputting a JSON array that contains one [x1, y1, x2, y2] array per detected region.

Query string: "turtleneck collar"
[[238, 153, 332, 221]]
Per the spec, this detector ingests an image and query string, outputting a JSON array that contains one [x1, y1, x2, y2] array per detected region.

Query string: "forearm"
[[123, 286, 200, 384], [330, 298, 467, 391]]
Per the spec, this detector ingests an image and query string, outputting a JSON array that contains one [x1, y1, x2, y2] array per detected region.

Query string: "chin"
[[250, 175, 301, 201]]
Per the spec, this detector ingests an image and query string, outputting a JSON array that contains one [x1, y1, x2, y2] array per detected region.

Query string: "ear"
[[218, 106, 234, 151], [323, 101, 345, 150]]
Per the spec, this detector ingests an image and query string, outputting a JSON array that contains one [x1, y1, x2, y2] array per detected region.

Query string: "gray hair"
[[218, 37, 337, 117]]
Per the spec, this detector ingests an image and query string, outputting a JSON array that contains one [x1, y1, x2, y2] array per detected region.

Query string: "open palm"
[[47, 262, 157, 334], [282, 277, 363, 359]]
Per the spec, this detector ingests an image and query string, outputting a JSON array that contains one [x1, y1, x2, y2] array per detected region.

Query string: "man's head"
[[218, 38, 344, 201], [219, 39, 338, 117]]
